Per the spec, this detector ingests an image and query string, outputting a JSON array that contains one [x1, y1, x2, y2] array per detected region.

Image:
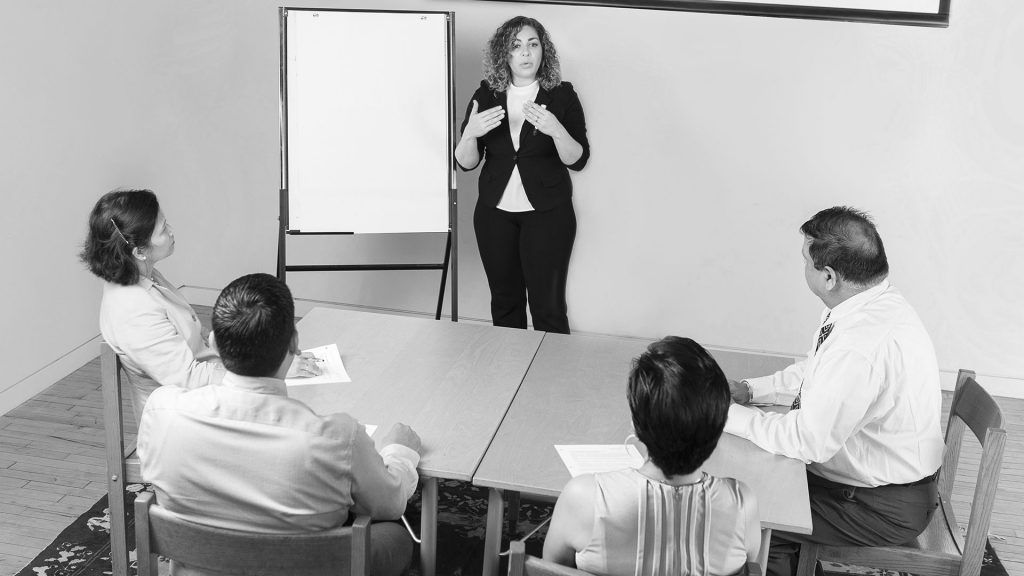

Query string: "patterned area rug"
[[17, 480, 1008, 576]]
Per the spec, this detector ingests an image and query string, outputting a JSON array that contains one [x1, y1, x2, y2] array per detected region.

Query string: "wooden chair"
[[798, 369, 1006, 576], [100, 341, 144, 576], [507, 541, 763, 576], [135, 490, 372, 576]]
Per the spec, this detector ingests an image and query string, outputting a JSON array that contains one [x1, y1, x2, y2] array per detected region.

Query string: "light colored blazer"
[[100, 268, 224, 419]]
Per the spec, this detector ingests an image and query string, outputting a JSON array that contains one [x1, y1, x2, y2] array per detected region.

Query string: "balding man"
[[726, 206, 944, 576]]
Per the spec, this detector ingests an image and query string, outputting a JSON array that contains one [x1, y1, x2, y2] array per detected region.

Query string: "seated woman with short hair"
[[81, 189, 319, 419], [543, 336, 761, 576]]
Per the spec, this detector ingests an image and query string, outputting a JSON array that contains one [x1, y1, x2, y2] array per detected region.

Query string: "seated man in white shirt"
[[138, 273, 421, 576], [725, 206, 944, 576]]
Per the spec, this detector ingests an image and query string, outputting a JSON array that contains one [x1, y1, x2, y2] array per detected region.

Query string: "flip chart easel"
[[277, 8, 457, 320]]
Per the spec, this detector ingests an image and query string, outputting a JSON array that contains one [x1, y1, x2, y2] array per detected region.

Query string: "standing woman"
[[455, 16, 589, 334]]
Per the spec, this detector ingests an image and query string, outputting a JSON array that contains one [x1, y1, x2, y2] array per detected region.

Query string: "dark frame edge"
[[482, 0, 950, 28], [447, 11, 459, 322]]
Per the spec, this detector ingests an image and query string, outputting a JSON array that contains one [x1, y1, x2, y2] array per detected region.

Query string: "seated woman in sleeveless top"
[[80, 189, 321, 420], [543, 336, 761, 576]]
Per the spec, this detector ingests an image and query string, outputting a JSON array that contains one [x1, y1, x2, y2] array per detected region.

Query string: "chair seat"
[[913, 498, 963, 557], [801, 371, 1006, 576], [817, 494, 965, 576]]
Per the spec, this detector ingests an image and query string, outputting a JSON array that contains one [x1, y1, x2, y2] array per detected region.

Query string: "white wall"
[[2, 0, 1022, 414], [0, 1, 280, 412]]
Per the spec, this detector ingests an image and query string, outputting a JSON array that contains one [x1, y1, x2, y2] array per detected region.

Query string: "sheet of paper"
[[285, 343, 351, 387], [555, 445, 644, 477]]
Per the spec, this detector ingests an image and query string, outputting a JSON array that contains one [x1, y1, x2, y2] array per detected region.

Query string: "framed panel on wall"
[[484, 0, 951, 27]]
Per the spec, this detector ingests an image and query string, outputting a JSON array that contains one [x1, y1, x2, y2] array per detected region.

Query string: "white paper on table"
[[285, 343, 351, 386], [554, 445, 644, 477]]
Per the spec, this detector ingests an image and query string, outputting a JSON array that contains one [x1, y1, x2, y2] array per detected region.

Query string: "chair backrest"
[[135, 490, 370, 576], [506, 541, 762, 576], [936, 369, 1006, 575], [507, 541, 595, 576], [100, 342, 131, 461], [102, 341, 147, 576]]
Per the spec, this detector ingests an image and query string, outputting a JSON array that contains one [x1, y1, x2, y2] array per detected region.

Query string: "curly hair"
[[627, 336, 730, 477], [483, 16, 561, 92], [80, 189, 159, 286]]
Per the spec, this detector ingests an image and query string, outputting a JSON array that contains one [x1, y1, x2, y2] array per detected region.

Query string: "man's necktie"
[[815, 322, 834, 353], [791, 313, 833, 410]]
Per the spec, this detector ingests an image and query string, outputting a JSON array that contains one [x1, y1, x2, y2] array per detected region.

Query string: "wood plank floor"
[[0, 317, 1021, 575]]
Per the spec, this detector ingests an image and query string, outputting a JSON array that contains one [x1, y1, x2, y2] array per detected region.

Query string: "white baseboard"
[[939, 370, 1020, 399], [178, 285, 490, 325], [0, 334, 103, 417], [700, 343, 1020, 397]]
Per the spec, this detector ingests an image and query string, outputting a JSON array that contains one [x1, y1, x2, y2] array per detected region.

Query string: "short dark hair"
[[80, 189, 160, 286], [627, 336, 730, 477], [800, 206, 889, 286], [212, 274, 296, 378]]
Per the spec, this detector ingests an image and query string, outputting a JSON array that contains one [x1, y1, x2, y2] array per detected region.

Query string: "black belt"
[[891, 471, 938, 488]]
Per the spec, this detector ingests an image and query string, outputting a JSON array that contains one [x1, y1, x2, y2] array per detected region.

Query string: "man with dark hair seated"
[[138, 273, 421, 576], [726, 207, 944, 576]]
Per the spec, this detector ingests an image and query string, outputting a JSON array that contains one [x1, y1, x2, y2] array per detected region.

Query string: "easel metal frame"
[[276, 189, 457, 322], [277, 8, 458, 322]]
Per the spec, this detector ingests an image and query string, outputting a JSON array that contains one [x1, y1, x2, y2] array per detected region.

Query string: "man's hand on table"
[[729, 379, 752, 405], [383, 423, 423, 454]]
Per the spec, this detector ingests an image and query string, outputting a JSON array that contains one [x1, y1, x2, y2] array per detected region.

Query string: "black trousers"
[[339, 518, 412, 576], [767, 470, 939, 576], [473, 201, 576, 334]]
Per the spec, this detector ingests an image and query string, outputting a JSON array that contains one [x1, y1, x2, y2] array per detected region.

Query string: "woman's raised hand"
[[524, 101, 564, 137], [463, 100, 505, 139]]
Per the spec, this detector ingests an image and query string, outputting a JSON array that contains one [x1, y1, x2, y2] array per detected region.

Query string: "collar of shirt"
[[823, 278, 891, 326], [139, 268, 172, 298], [137, 271, 157, 291], [137, 268, 200, 324], [221, 371, 288, 397]]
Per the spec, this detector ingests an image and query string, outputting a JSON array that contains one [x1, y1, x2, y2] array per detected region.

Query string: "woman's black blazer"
[[458, 80, 589, 212]]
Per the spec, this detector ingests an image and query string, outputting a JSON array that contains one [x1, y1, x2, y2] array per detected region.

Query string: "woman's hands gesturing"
[[462, 100, 505, 139], [524, 102, 563, 137]]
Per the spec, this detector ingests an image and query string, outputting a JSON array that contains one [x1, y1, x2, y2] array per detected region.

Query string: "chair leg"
[[108, 478, 130, 576], [797, 543, 820, 576], [508, 541, 526, 576], [135, 491, 154, 576]]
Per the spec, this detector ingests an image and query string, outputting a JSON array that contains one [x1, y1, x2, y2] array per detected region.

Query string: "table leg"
[[420, 478, 438, 576], [758, 528, 772, 575], [482, 488, 505, 576], [506, 490, 521, 537]]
